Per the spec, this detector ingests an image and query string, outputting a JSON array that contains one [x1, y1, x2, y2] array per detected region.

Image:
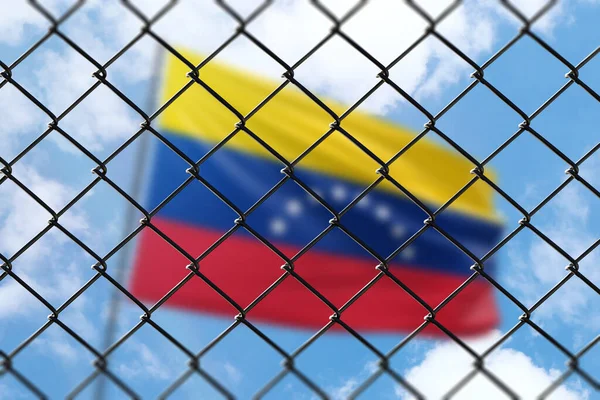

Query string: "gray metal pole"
[[94, 42, 164, 400]]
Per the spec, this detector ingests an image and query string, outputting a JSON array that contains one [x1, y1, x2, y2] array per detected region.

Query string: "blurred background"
[[1, 1, 600, 399]]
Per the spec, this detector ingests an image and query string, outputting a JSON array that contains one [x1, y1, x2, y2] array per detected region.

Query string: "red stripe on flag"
[[130, 218, 498, 336]]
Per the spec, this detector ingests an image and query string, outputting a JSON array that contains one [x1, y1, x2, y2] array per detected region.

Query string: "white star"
[[307, 189, 323, 205], [331, 184, 347, 202], [285, 199, 303, 217], [357, 195, 371, 209], [401, 247, 416, 260], [391, 224, 406, 239], [374, 204, 391, 222], [269, 218, 287, 236]]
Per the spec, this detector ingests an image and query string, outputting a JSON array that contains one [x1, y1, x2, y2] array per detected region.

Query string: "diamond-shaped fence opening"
[[1, 0, 599, 398]]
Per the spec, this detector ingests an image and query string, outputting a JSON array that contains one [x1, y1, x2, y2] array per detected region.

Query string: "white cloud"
[[30, 44, 139, 154], [328, 361, 381, 400], [0, 1, 98, 47], [0, 280, 40, 319], [332, 377, 359, 400], [506, 176, 600, 332], [1, 1, 147, 156], [1, 0, 588, 160], [33, 327, 81, 364], [0, 163, 88, 256], [0, 163, 96, 375], [117, 342, 173, 381], [0, 2, 49, 44], [0, 164, 90, 319], [0, 2, 598, 398], [142, 0, 593, 114], [146, 0, 499, 114], [0, 382, 29, 400], [399, 331, 589, 399], [223, 362, 243, 385], [0, 85, 46, 159]]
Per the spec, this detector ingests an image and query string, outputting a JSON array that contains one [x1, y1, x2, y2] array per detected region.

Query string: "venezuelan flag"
[[130, 49, 503, 335]]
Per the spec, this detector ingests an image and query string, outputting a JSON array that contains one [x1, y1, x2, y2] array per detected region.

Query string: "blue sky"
[[0, 1, 599, 399]]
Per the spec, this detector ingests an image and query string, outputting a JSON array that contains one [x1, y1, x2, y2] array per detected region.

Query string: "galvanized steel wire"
[[1, 0, 599, 399]]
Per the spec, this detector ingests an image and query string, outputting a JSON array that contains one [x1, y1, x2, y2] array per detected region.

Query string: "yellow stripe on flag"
[[158, 48, 499, 222]]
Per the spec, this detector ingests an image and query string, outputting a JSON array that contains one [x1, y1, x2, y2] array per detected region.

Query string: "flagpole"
[[94, 42, 164, 400]]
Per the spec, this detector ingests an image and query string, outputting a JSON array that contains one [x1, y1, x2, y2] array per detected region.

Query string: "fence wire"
[[1, 0, 599, 399]]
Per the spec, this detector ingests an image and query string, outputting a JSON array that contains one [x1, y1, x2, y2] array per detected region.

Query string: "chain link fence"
[[1, 0, 599, 398]]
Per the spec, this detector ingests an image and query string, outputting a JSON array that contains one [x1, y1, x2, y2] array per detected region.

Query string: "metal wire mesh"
[[1, 0, 599, 398]]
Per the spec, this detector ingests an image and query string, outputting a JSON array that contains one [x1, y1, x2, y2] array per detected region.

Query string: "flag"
[[129, 48, 503, 336]]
